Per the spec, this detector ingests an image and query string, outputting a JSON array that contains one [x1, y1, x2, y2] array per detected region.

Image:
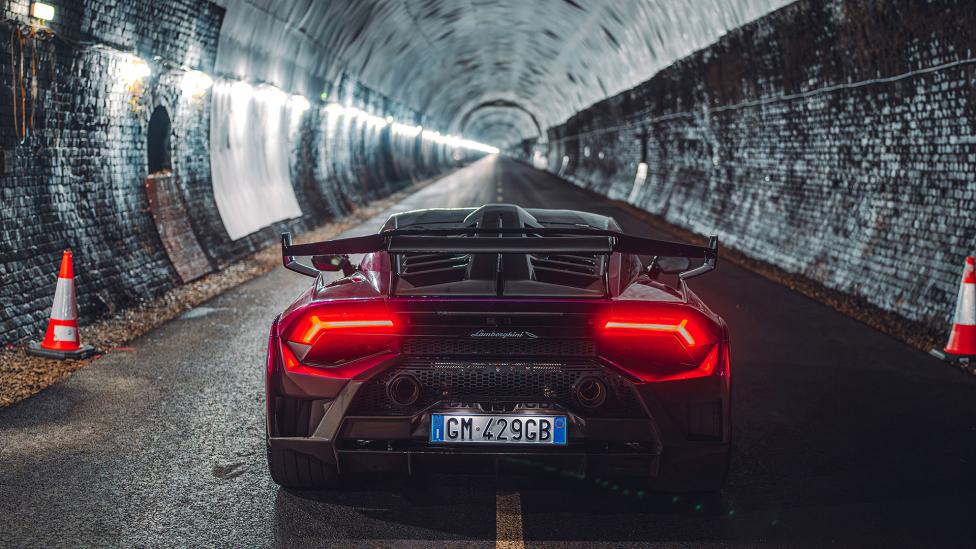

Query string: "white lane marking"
[[496, 491, 525, 549]]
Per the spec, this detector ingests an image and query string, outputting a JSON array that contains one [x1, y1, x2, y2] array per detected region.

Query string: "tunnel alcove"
[[147, 106, 173, 175]]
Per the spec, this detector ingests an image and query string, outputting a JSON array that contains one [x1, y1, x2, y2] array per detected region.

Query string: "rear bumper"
[[270, 434, 728, 489], [267, 357, 730, 488]]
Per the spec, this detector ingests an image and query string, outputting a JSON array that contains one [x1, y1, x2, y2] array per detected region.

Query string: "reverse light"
[[604, 318, 695, 346]]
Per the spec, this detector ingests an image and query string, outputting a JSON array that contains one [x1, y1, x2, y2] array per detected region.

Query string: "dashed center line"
[[496, 490, 525, 549]]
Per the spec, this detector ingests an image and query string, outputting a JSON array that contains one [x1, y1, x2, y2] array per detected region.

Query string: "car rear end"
[[267, 205, 729, 491], [266, 294, 730, 491]]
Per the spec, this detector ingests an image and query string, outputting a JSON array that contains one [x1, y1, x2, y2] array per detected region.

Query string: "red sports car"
[[266, 205, 730, 492]]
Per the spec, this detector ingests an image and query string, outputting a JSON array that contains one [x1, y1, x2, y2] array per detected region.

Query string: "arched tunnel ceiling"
[[213, 0, 793, 147]]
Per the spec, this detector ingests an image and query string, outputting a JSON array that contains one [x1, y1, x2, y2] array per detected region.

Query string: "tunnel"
[[2, 0, 976, 546]]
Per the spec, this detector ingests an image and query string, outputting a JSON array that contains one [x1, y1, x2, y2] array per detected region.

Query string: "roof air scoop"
[[462, 204, 543, 230], [462, 205, 541, 288]]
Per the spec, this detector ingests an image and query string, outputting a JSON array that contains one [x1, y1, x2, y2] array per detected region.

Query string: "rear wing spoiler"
[[281, 228, 718, 279]]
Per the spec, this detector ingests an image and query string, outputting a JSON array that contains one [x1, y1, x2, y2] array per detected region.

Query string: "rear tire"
[[267, 444, 339, 489]]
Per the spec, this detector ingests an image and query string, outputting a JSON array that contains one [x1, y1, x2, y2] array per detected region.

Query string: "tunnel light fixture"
[[288, 94, 310, 113], [324, 102, 346, 116], [230, 80, 253, 103], [254, 84, 287, 105], [461, 140, 500, 154], [323, 103, 387, 128], [348, 106, 388, 128], [118, 54, 151, 88], [30, 2, 55, 21], [391, 122, 422, 137], [180, 69, 213, 98], [422, 130, 460, 148], [422, 129, 497, 153], [318, 99, 497, 152]]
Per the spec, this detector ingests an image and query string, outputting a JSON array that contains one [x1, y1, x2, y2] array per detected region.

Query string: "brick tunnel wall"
[[544, 0, 976, 335], [0, 0, 465, 345]]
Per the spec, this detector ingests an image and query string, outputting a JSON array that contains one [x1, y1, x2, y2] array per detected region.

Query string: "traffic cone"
[[27, 250, 96, 360], [943, 256, 976, 358]]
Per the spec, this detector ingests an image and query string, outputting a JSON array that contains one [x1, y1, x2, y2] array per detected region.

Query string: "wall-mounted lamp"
[[181, 69, 213, 98], [30, 2, 55, 22], [324, 103, 346, 116], [288, 95, 310, 112], [119, 54, 151, 88], [391, 122, 422, 137]]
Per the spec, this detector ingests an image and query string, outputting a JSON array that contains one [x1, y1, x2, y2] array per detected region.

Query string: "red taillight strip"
[[603, 318, 695, 346], [295, 316, 395, 344], [278, 338, 397, 380], [602, 342, 723, 382], [658, 343, 719, 381], [321, 319, 394, 329]]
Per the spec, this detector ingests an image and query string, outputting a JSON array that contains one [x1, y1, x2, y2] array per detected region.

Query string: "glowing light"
[[420, 129, 497, 153], [321, 319, 394, 329], [318, 100, 497, 152], [288, 94, 310, 112], [459, 139, 499, 154], [118, 54, 151, 87], [180, 70, 213, 98], [392, 122, 422, 137], [230, 80, 252, 102], [604, 319, 695, 346], [347, 107, 388, 128], [295, 316, 395, 345], [422, 130, 460, 147], [628, 162, 648, 203], [324, 103, 346, 116], [30, 2, 54, 21], [254, 84, 287, 105]]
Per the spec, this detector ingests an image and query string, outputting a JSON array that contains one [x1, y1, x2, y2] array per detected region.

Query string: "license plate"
[[430, 414, 567, 445]]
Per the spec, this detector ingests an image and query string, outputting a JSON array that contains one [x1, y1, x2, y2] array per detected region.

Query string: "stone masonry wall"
[[545, 0, 976, 334], [0, 0, 465, 345]]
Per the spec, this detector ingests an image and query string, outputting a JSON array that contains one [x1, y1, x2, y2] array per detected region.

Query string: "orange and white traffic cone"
[[27, 250, 96, 360], [940, 256, 976, 360]]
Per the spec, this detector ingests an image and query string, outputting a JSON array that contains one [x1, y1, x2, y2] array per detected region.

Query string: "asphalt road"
[[2, 156, 975, 547]]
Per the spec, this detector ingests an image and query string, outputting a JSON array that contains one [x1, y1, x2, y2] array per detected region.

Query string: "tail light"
[[278, 302, 398, 376], [598, 309, 725, 382]]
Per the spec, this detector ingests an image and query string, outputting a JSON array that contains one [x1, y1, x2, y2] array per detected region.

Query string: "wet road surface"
[[2, 156, 975, 547]]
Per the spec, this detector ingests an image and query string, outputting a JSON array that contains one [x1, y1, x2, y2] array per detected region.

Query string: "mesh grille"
[[401, 337, 595, 356], [349, 360, 644, 418]]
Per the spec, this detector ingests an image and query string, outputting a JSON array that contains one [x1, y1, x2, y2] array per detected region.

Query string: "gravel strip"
[[0, 180, 434, 408]]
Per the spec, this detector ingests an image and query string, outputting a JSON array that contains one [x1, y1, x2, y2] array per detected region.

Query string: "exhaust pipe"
[[574, 376, 607, 409], [387, 374, 421, 406]]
